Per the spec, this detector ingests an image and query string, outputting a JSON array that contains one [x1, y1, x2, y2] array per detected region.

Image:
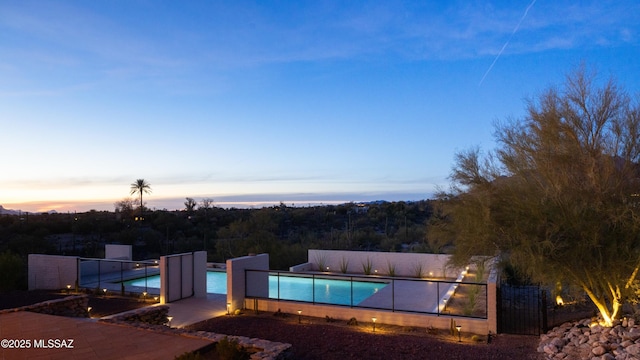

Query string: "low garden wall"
[[101, 305, 169, 325], [101, 305, 291, 360], [0, 295, 89, 318]]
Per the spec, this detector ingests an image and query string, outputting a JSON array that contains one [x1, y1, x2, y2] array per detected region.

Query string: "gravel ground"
[[1, 291, 544, 359], [187, 312, 544, 360]]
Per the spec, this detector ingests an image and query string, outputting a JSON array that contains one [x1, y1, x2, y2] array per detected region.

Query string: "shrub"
[[339, 257, 349, 274], [314, 254, 328, 272], [361, 258, 373, 275], [273, 309, 288, 318], [216, 337, 250, 360], [0, 251, 24, 291], [347, 317, 358, 326], [174, 351, 202, 360], [412, 262, 425, 278], [385, 261, 396, 277]]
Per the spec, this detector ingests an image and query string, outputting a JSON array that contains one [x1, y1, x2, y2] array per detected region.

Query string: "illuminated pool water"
[[122, 271, 387, 306]]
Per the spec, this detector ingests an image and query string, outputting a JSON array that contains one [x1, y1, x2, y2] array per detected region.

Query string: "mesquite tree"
[[431, 67, 640, 326]]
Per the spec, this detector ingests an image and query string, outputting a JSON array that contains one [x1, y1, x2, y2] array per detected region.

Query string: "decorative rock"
[[544, 344, 558, 355], [593, 346, 607, 356], [625, 344, 640, 356], [551, 337, 566, 347], [629, 319, 635, 328], [539, 318, 640, 360]]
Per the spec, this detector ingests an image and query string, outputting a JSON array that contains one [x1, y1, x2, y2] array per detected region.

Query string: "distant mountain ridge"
[[0, 205, 20, 215], [0, 205, 56, 215]]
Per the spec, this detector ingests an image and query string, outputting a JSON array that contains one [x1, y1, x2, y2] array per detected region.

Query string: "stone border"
[[0, 295, 88, 318], [100, 306, 291, 360]]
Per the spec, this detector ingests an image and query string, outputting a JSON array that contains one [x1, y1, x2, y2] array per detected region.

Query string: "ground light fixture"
[[142, 291, 147, 301], [66, 284, 71, 293], [227, 303, 231, 315], [372, 317, 377, 333], [102, 288, 107, 296], [456, 325, 462, 342], [167, 316, 173, 327], [298, 310, 302, 324], [87, 307, 92, 317]]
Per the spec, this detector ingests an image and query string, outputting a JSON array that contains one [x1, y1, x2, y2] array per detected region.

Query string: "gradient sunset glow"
[[2, 1, 639, 213]]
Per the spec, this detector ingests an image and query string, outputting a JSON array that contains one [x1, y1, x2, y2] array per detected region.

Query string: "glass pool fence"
[[245, 270, 488, 319], [77, 257, 160, 295]]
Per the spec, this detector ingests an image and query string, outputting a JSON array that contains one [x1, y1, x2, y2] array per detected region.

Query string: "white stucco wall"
[[28, 254, 78, 290], [226, 254, 269, 313], [105, 244, 132, 260], [307, 250, 464, 278], [160, 251, 207, 303]]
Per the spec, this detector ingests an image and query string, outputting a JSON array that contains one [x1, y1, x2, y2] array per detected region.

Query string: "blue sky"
[[1, 0, 639, 212]]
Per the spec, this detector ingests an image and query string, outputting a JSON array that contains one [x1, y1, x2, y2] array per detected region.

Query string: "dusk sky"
[[2, 1, 639, 213]]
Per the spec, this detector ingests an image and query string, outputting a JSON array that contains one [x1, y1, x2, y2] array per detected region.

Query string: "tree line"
[[0, 200, 435, 291]]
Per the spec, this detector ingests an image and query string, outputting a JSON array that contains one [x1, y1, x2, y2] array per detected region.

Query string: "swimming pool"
[[122, 271, 387, 306]]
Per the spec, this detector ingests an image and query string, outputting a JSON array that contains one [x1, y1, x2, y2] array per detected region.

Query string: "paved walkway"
[[0, 311, 212, 360], [161, 293, 227, 328]]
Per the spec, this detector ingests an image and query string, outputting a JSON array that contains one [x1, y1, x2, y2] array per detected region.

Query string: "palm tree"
[[130, 179, 152, 220]]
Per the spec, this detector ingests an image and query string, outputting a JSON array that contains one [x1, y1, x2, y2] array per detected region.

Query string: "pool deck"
[[0, 311, 212, 360]]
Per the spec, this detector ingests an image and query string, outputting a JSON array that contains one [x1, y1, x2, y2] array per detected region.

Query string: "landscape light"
[[456, 325, 462, 342], [167, 316, 173, 327], [227, 303, 231, 315], [298, 310, 302, 324], [372, 317, 377, 333], [102, 288, 107, 296]]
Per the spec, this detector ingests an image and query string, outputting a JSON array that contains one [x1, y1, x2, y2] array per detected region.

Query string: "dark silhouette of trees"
[[184, 197, 197, 214], [0, 199, 433, 290]]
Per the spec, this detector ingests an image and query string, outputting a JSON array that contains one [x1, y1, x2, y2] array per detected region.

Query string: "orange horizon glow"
[[1, 197, 359, 214]]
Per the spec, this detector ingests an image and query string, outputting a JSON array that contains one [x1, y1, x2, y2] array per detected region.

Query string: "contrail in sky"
[[479, 0, 537, 86]]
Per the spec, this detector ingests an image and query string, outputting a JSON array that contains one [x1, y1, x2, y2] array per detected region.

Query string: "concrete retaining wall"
[[245, 298, 493, 335]]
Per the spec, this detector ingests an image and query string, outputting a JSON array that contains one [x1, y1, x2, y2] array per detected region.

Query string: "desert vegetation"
[[0, 200, 433, 291]]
